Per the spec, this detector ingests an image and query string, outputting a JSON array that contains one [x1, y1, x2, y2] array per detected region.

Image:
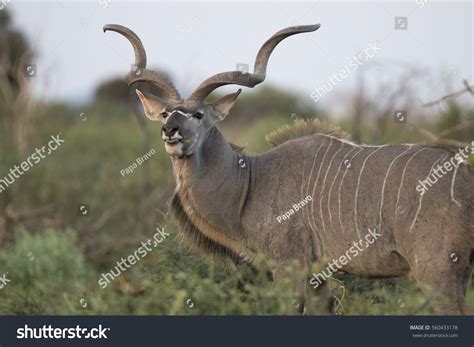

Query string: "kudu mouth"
[[165, 139, 181, 145], [162, 131, 195, 158], [162, 132, 184, 145]]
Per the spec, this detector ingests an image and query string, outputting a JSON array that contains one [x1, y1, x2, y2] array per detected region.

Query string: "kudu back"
[[104, 24, 474, 315]]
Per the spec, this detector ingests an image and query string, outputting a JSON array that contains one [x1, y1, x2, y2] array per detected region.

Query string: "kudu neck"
[[170, 126, 249, 241]]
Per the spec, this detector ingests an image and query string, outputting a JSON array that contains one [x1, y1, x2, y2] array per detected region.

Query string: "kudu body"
[[104, 24, 474, 315]]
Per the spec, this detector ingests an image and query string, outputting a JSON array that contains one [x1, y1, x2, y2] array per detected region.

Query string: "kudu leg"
[[272, 265, 334, 315], [303, 278, 336, 315], [411, 252, 472, 315], [287, 275, 334, 315]]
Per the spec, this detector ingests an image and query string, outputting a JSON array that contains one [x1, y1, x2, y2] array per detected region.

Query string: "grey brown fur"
[[104, 24, 474, 315]]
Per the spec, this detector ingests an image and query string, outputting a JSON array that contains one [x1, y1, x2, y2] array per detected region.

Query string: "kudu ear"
[[136, 89, 166, 122], [211, 89, 242, 121]]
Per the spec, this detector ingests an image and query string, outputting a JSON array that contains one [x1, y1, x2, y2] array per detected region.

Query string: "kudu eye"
[[193, 111, 204, 120], [160, 112, 169, 118]]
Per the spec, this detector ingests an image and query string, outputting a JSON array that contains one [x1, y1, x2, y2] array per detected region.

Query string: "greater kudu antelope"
[[104, 24, 474, 315]]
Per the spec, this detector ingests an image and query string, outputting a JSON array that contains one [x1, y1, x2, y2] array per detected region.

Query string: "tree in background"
[[0, 10, 41, 246], [0, 9, 35, 156]]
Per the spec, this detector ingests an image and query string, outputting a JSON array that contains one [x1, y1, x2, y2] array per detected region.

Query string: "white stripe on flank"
[[409, 154, 447, 233], [305, 145, 324, 232], [327, 147, 356, 231], [319, 142, 344, 234], [305, 146, 324, 197], [377, 145, 413, 229], [300, 146, 309, 197], [338, 148, 364, 233], [304, 142, 326, 257], [395, 147, 426, 215], [353, 146, 388, 239], [451, 162, 462, 207], [310, 139, 334, 234]]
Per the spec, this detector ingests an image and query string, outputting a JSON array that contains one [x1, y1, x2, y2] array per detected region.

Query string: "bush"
[[0, 228, 91, 314]]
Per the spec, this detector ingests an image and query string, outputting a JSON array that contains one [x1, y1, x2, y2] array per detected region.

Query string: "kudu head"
[[104, 24, 320, 158]]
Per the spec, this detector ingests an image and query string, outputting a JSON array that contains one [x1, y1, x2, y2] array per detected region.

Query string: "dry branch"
[[423, 79, 474, 107], [408, 122, 472, 148]]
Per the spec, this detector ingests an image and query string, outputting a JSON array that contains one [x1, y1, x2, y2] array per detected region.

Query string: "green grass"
[[1, 229, 470, 315]]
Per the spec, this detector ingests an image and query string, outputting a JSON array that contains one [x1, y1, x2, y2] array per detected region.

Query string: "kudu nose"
[[162, 124, 179, 137]]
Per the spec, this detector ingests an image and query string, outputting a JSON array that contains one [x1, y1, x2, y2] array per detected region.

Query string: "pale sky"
[[7, 0, 474, 109]]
